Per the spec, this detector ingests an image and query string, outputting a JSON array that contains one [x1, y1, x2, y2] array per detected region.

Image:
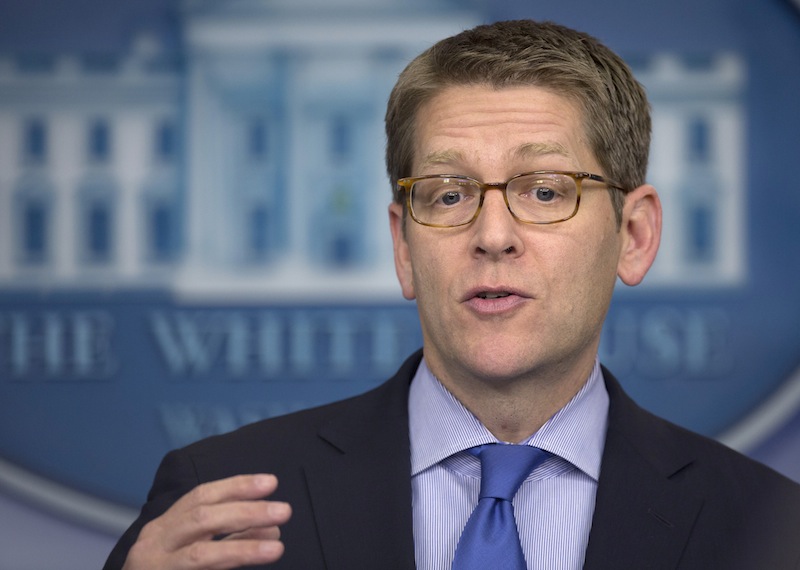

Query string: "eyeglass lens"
[[410, 172, 580, 226]]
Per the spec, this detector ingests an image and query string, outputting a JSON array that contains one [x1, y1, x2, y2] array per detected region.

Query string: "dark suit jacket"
[[105, 350, 800, 569]]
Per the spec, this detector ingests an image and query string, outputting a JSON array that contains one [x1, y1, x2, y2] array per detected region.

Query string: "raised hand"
[[122, 474, 291, 570]]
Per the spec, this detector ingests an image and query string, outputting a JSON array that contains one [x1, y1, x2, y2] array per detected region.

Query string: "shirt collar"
[[408, 357, 608, 481]]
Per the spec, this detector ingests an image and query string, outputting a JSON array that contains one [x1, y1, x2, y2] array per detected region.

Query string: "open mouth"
[[477, 292, 512, 299]]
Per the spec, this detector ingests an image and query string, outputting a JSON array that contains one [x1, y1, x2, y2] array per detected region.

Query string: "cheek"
[[411, 251, 445, 301], [398, 231, 443, 304], [549, 227, 620, 317], [575, 236, 620, 318], [407, 239, 460, 323]]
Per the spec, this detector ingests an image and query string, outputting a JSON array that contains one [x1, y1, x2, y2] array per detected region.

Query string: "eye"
[[438, 190, 464, 206], [513, 176, 571, 204], [427, 180, 477, 208], [534, 186, 557, 202]]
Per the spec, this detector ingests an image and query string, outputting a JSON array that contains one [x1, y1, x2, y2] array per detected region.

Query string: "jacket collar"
[[302, 351, 422, 570], [583, 367, 703, 569], [300, 354, 705, 570]]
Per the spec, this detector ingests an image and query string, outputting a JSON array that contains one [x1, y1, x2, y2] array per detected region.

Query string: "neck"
[[430, 359, 595, 443]]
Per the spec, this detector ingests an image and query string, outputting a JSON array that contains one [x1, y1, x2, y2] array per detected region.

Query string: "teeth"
[[478, 292, 511, 299]]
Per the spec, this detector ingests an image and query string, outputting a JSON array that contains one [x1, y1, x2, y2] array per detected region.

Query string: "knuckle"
[[190, 504, 211, 527], [191, 481, 212, 504], [186, 541, 205, 564]]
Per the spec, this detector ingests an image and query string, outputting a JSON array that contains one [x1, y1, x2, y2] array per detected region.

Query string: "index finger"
[[177, 474, 279, 512], [137, 474, 285, 555]]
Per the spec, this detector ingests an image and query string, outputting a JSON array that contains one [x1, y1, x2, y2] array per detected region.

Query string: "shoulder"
[[170, 350, 422, 475], [601, 365, 800, 516], [597, 367, 800, 566], [603, 365, 799, 484]]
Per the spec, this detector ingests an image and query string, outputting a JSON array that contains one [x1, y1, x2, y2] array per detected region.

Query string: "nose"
[[469, 189, 524, 259]]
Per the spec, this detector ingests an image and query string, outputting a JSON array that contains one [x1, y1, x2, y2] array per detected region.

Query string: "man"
[[105, 20, 800, 570]]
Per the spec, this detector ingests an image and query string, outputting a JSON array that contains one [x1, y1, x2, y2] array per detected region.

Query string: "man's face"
[[389, 84, 630, 391]]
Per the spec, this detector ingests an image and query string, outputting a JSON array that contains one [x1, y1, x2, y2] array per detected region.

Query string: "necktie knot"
[[476, 444, 549, 501], [452, 444, 550, 570], [478, 444, 547, 501]]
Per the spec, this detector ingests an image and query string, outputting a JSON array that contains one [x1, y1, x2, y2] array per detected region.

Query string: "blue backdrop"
[[0, 1, 798, 568]]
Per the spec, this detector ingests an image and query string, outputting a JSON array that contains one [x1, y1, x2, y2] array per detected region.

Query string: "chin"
[[459, 350, 539, 383]]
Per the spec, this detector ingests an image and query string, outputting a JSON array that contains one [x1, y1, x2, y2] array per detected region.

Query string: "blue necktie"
[[452, 444, 550, 570]]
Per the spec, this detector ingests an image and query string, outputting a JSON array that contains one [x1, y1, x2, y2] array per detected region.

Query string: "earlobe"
[[388, 203, 416, 300], [617, 184, 662, 286]]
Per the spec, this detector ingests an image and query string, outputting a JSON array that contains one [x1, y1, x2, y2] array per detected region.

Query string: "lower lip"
[[465, 294, 527, 315]]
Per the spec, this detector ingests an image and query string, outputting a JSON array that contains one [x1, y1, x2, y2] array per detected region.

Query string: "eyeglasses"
[[397, 170, 628, 228]]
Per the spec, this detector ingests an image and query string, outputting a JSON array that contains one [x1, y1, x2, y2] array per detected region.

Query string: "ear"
[[389, 203, 416, 300], [617, 184, 662, 286]]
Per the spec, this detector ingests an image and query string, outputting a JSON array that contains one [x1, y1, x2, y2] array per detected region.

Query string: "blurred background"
[[0, 0, 798, 568]]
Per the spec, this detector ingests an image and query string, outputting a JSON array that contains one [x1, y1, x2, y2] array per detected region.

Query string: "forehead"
[[412, 84, 595, 174]]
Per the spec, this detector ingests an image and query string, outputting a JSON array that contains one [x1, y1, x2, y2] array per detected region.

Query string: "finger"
[[140, 475, 286, 552], [222, 525, 281, 541], [181, 474, 280, 511], [125, 533, 285, 570], [155, 498, 291, 552], [174, 538, 285, 570], [191, 500, 291, 539], [127, 502, 290, 570]]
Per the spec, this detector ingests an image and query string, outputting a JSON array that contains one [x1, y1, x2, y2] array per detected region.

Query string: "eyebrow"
[[417, 149, 466, 171], [417, 142, 572, 173], [514, 142, 572, 161]]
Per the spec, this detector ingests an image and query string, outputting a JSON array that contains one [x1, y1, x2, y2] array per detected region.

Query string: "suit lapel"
[[583, 370, 704, 570], [302, 353, 421, 570], [295, 357, 707, 569]]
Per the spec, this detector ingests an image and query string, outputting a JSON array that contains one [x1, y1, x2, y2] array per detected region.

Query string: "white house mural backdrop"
[[0, 0, 799, 566]]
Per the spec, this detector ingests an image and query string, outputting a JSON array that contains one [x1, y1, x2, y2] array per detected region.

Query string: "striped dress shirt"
[[408, 357, 609, 570]]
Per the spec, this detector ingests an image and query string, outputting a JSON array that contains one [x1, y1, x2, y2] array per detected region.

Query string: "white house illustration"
[[635, 53, 746, 288], [0, 1, 747, 299]]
